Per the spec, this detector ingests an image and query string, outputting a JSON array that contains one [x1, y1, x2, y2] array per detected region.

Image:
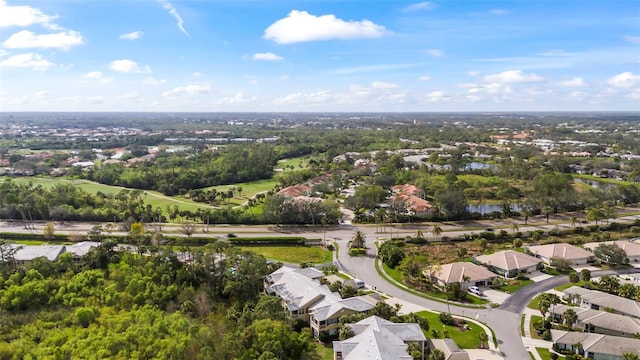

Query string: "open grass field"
[[416, 310, 486, 349], [5, 177, 213, 214], [275, 156, 316, 171], [239, 246, 333, 264], [529, 315, 543, 340]]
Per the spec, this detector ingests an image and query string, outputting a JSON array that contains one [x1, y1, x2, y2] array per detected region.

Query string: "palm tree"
[[351, 230, 366, 249], [570, 216, 578, 228], [431, 225, 443, 239], [564, 308, 578, 328], [510, 223, 519, 234], [415, 229, 424, 239]]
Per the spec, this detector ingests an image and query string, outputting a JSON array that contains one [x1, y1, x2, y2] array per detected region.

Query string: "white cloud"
[[109, 59, 151, 74], [120, 31, 143, 40], [426, 49, 444, 57], [252, 52, 284, 61], [426, 90, 449, 102], [280, 75, 291, 80], [264, 10, 386, 44], [162, 84, 210, 97], [0, 52, 54, 70], [191, 72, 202, 77], [371, 81, 398, 89], [607, 72, 640, 88], [624, 35, 640, 45], [553, 77, 586, 87], [82, 71, 113, 84], [0, 0, 57, 28], [483, 70, 543, 84], [402, 2, 437, 12], [143, 77, 166, 85], [216, 92, 256, 105], [35, 90, 50, 97], [3, 30, 83, 50], [157, 0, 188, 36], [467, 71, 480, 77], [418, 75, 432, 81]]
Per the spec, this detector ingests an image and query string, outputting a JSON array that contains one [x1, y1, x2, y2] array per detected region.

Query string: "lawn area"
[[495, 278, 535, 294], [416, 310, 486, 349], [527, 294, 543, 310], [276, 156, 315, 171], [555, 281, 587, 291], [537, 347, 564, 360], [309, 343, 334, 360], [239, 246, 332, 264], [7, 177, 212, 214], [529, 315, 543, 340], [382, 262, 404, 283]]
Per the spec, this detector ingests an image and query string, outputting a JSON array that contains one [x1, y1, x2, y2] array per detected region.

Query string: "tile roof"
[[333, 316, 425, 360], [551, 330, 640, 357], [563, 286, 640, 319], [431, 262, 497, 284], [583, 240, 640, 257], [526, 243, 593, 260], [475, 250, 541, 271]]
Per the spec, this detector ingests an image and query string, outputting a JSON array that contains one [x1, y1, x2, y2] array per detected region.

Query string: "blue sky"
[[1, 0, 639, 112]]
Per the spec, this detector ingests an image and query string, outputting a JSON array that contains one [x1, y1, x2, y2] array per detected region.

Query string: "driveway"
[[481, 289, 510, 305]]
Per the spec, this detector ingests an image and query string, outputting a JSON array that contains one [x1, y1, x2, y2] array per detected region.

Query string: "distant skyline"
[[1, 0, 639, 112]]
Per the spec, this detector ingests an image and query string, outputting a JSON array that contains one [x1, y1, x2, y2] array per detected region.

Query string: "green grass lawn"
[[537, 347, 564, 360], [529, 315, 543, 340], [239, 246, 332, 264], [7, 177, 212, 214], [555, 281, 586, 291], [495, 279, 534, 294], [416, 310, 486, 349], [276, 156, 315, 171], [309, 342, 334, 360], [527, 294, 543, 310], [382, 262, 405, 283]]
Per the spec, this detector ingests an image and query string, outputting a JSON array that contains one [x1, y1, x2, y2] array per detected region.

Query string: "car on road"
[[468, 286, 483, 296]]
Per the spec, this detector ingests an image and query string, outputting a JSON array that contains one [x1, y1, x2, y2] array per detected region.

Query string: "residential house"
[[65, 241, 100, 264], [525, 243, 595, 266], [551, 330, 640, 360], [333, 316, 427, 360], [264, 266, 377, 339], [427, 262, 497, 289], [584, 240, 640, 263], [390, 184, 435, 218], [550, 304, 640, 338], [473, 250, 542, 278], [277, 184, 312, 198], [11, 244, 66, 267], [428, 338, 470, 360], [563, 286, 640, 319]]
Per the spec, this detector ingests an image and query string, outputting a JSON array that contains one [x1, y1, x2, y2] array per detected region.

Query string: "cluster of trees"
[[0, 241, 318, 359], [86, 145, 276, 195], [261, 194, 342, 225]]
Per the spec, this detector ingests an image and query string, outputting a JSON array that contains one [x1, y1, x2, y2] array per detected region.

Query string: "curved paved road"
[[334, 235, 640, 359]]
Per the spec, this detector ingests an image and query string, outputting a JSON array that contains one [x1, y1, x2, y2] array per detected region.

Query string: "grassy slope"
[[239, 246, 333, 264], [416, 310, 485, 349]]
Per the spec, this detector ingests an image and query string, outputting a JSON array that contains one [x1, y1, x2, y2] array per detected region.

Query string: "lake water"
[[574, 178, 615, 190]]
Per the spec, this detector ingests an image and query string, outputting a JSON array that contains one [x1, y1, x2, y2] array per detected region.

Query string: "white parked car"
[[468, 286, 483, 296]]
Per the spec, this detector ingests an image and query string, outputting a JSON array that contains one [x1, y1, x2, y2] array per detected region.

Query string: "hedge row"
[[227, 237, 309, 245]]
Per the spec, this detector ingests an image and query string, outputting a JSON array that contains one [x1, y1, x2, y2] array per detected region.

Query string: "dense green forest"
[[0, 241, 319, 359]]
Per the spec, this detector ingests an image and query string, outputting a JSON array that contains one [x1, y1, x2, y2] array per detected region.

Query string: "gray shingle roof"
[[12, 244, 65, 261]]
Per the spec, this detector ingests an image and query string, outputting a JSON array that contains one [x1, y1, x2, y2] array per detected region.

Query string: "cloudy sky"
[[1, 0, 639, 112]]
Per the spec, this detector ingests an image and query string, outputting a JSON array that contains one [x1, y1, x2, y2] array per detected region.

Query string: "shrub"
[[542, 330, 551, 341], [439, 312, 455, 326], [349, 248, 366, 256], [550, 353, 558, 360], [479, 231, 496, 241], [587, 225, 600, 232], [574, 226, 584, 234], [405, 237, 427, 244]]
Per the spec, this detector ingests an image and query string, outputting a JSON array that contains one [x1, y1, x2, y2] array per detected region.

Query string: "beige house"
[[10, 244, 66, 267], [525, 243, 595, 266], [333, 316, 427, 360], [427, 262, 497, 289], [264, 266, 377, 340], [474, 250, 542, 278], [584, 240, 640, 263], [390, 184, 435, 218], [563, 286, 640, 319], [550, 304, 640, 338], [428, 338, 470, 360], [551, 330, 640, 360]]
